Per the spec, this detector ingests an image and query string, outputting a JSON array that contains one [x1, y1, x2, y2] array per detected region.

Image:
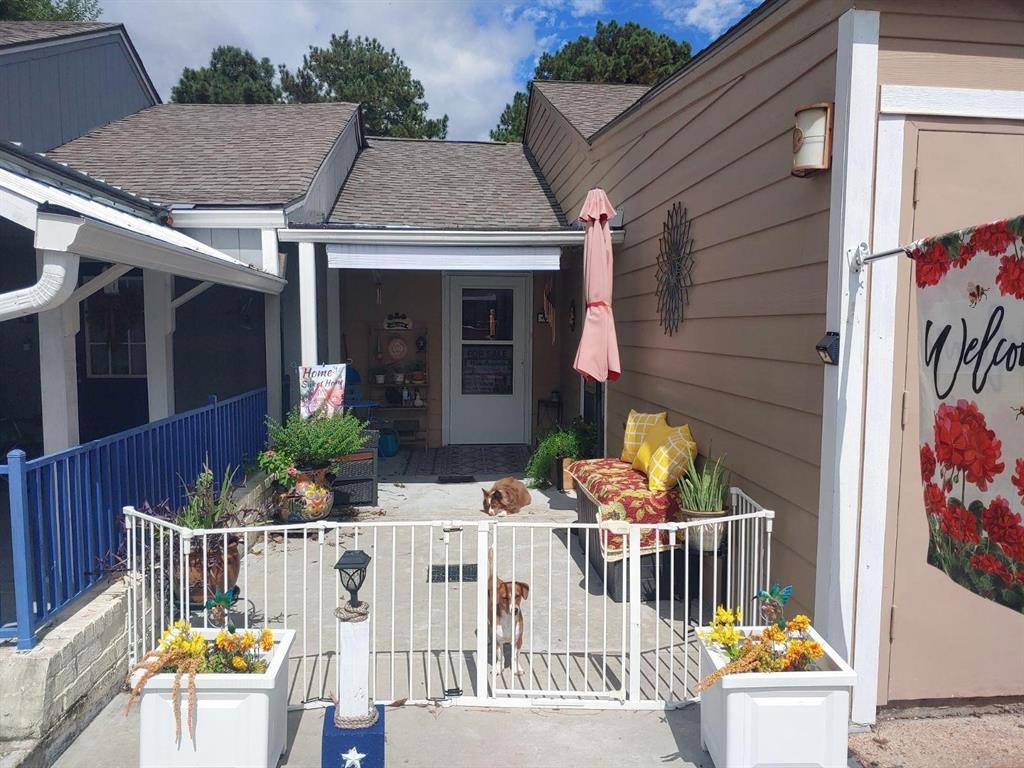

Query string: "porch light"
[[816, 332, 840, 365], [792, 102, 833, 177], [335, 549, 371, 607]]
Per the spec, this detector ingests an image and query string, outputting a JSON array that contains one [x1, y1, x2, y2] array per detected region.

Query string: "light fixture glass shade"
[[792, 103, 833, 176], [335, 549, 371, 606]]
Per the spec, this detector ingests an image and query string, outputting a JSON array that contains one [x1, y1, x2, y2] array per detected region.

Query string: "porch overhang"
[[279, 227, 625, 271]]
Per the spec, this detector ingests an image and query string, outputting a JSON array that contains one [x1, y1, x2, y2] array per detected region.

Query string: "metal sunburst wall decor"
[[655, 201, 694, 335]]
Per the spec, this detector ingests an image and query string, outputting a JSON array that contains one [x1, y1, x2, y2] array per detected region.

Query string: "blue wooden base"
[[322, 705, 385, 768]]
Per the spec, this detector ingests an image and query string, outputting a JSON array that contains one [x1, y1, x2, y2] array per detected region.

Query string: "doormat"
[[438, 474, 475, 484], [429, 564, 478, 583]]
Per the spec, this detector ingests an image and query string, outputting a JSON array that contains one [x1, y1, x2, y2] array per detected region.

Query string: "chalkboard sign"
[[461, 345, 513, 395]]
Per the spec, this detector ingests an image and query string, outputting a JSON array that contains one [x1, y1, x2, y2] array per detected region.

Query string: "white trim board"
[[851, 114, 904, 726], [327, 243, 561, 271], [169, 208, 286, 229], [880, 85, 1024, 120], [814, 7, 879, 669], [281, 228, 625, 246]]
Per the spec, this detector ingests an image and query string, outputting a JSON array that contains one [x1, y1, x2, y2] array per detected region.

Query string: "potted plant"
[[409, 360, 427, 384], [678, 451, 729, 552], [127, 620, 295, 767], [525, 418, 596, 490], [260, 409, 377, 519], [697, 586, 855, 768], [371, 367, 386, 385]]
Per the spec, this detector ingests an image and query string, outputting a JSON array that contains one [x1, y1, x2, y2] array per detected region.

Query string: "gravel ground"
[[849, 703, 1024, 768]]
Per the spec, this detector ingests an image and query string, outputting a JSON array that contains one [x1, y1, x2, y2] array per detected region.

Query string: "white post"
[[337, 607, 371, 722], [264, 293, 282, 422], [627, 525, 642, 703], [37, 294, 79, 452], [143, 269, 175, 421], [326, 265, 341, 363], [298, 241, 318, 367], [475, 522, 489, 700]]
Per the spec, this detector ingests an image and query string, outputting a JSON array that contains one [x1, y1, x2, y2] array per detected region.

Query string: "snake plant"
[[678, 450, 728, 512]]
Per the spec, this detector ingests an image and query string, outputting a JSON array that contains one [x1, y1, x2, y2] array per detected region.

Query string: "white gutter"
[[169, 208, 286, 229], [0, 249, 78, 321], [277, 228, 626, 246]]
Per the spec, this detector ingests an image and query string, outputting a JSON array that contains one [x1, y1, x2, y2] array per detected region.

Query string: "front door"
[[444, 273, 530, 444], [885, 119, 1024, 702]]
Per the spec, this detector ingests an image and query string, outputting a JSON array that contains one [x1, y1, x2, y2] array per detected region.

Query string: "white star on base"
[[341, 746, 366, 768]]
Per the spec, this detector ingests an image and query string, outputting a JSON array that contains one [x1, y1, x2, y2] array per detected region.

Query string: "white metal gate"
[[124, 492, 772, 711]]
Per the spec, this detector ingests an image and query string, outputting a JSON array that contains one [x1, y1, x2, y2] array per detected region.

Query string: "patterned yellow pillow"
[[620, 410, 667, 463], [646, 424, 697, 492], [631, 421, 672, 475]]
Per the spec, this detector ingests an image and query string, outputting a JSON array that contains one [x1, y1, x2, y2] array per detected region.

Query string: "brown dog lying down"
[[481, 477, 532, 516], [487, 548, 529, 675]]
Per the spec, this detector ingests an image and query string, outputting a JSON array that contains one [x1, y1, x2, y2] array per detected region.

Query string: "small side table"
[[536, 398, 563, 433]]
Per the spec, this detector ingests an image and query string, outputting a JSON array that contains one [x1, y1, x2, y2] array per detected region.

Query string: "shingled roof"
[[48, 103, 359, 206], [0, 21, 115, 48], [532, 81, 650, 140], [328, 137, 568, 231]]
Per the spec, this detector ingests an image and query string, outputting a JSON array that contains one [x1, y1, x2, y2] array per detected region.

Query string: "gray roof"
[[0, 21, 116, 48], [48, 103, 359, 206], [328, 137, 568, 230], [532, 81, 650, 140]]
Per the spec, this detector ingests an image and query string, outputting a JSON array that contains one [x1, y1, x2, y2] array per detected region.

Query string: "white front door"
[[444, 273, 530, 444]]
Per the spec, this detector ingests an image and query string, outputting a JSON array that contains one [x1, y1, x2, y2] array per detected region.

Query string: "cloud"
[[653, 0, 757, 38], [102, 0, 546, 140]]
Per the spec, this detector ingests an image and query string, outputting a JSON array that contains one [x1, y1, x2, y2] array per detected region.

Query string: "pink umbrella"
[[573, 188, 620, 382]]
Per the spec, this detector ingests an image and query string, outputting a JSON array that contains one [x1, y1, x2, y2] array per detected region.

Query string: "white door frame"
[[441, 271, 533, 445], [849, 84, 1024, 726]]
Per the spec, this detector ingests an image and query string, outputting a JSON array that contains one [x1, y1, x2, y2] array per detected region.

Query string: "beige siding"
[[866, 0, 1024, 88], [527, 0, 850, 614]]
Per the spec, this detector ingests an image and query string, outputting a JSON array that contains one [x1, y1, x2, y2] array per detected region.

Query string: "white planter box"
[[699, 626, 856, 768], [138, 629, 295, 768]]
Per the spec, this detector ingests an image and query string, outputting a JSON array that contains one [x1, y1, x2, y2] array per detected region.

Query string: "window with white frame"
[[84, 275, 147, 378]]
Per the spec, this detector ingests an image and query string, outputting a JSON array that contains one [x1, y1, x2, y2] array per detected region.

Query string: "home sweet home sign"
[[916, 214, 1024, 613]]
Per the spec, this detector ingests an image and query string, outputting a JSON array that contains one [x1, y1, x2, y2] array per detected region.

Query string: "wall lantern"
[[816, 332, 840, 365], [792, 102, 833, 177], [334, 549, 371, 607]]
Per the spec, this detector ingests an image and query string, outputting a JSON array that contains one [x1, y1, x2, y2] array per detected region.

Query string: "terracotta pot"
[[274, 466, 335, 522], [187, 538, 241, 605]]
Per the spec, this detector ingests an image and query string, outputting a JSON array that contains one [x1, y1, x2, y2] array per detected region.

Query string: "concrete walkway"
[[54, 693, 711, 768]]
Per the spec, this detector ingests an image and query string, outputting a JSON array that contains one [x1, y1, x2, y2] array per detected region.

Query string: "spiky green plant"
[[678, 451, 728, 512]]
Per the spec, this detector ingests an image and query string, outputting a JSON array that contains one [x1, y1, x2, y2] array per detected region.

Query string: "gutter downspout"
[[0, 249, 79, 322]]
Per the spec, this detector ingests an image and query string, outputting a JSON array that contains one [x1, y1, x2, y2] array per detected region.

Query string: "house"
[[0, 21, 158, 153], [0, 0, 1021, 736]]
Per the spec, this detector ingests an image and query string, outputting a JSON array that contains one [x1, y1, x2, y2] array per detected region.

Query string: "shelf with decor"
[[368, 325, 429, 448]]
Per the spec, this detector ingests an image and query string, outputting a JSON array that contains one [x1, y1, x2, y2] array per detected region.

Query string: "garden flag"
[[298, 363, 346, 419], [915, 214, 1024, 613]]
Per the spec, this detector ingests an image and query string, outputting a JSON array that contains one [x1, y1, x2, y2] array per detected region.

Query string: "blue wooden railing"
[[0, 388, 267, 649]]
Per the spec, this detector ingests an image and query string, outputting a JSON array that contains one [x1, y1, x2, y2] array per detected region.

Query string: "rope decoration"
[[335, 600, 370, 623], [655, 202, 695, 335], [334, 706, 379, 729]]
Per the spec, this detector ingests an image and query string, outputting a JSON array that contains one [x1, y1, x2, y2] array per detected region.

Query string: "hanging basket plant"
[[655, 201, 694, 336]]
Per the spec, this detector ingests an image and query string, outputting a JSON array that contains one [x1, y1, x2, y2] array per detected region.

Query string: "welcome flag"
[[298, 364, 346, 419], [915, 214, 1024, 613]]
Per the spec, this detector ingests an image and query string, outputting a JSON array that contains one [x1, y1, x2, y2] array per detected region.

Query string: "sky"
[[101, 1, 761, 140]]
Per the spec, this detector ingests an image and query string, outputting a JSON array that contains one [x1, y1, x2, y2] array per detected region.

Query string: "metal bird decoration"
[[756, 583, 792, 629]]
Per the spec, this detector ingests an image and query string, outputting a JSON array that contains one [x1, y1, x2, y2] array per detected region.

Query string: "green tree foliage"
[[490, 20, 691, 143], [0, 0, 100, 21], [280, 32, 447, 139], [171, 46, 281, 104]]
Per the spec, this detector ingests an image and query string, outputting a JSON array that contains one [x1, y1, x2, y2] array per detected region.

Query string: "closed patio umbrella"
[[573, 188, 620, 382]]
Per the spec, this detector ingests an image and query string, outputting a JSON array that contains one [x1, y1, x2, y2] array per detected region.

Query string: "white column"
[[337, 616, 371, 722], [264, 293, 283, 422], [298, 241, 318, 366], [37, 298, 79, 453], [143, 269, 175, 421], [326, 266, 341, 362]]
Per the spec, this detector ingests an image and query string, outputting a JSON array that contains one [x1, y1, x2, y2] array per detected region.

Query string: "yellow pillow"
[[631, 421, 672, 474], [646, 425, 697, 492], [620, 410, 667, 463]]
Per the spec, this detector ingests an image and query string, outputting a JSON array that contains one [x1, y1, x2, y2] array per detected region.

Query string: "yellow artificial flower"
[[762, 624, 787, 644], [239, 632, 255, 652], [259, 627, 274, 652], [231, 655, 248, 671], [786, 614, 811, 633]]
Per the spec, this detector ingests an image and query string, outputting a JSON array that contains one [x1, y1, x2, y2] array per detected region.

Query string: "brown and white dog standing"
[[481, 477, 531, 517], [487, 548, 529, 675]]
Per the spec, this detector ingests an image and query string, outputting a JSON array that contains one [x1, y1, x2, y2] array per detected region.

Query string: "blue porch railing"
[[0, 388, 267, 649]]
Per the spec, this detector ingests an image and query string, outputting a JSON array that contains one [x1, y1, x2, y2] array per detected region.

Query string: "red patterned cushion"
[[568, 458, 683, 559]]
